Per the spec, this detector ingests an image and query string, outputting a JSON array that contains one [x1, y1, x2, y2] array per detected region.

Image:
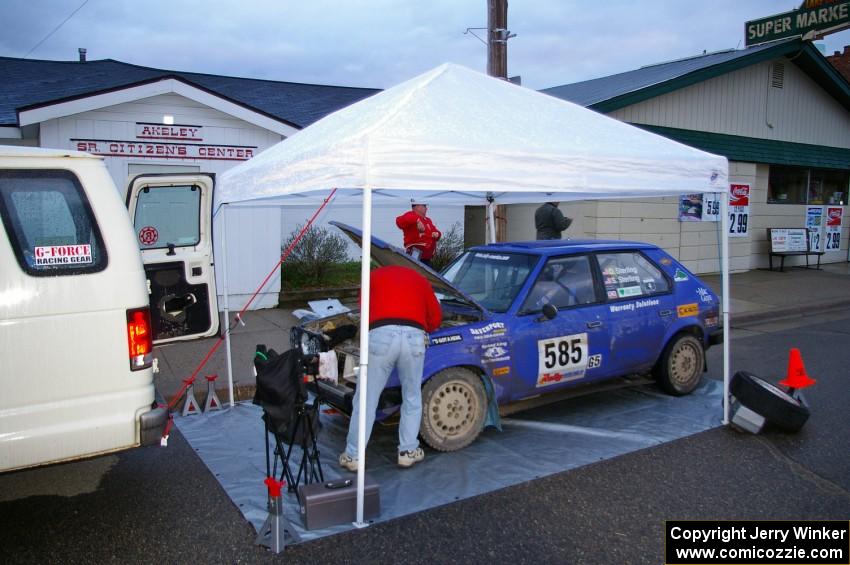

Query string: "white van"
[[0, 146, 218, 472]]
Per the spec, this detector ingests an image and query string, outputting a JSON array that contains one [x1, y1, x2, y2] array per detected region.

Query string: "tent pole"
[[221, 204, 235, 408], [487, 202, 497, 244], [720, 190, 731, 425], [354, 185, 372, 527]]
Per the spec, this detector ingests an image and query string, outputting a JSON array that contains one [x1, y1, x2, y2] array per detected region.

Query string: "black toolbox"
[[298, 476, 380, 530]]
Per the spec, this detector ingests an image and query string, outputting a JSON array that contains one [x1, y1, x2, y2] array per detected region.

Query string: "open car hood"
[[330, 221, 487, 315]]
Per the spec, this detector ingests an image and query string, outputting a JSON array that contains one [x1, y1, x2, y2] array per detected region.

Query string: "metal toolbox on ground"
[[298, 476, 380, 530]]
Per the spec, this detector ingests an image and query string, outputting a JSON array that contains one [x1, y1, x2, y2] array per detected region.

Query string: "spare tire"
[[730, 371, 810, 432]]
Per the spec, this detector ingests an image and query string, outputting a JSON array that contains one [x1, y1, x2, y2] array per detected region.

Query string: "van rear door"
[[127, 174, 219, 343]]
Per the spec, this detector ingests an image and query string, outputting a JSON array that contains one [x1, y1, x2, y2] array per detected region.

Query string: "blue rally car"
[[292, 222, 722, 452]]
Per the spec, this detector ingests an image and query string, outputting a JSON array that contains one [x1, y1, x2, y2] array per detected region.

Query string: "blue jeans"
[[345, 324, 426, 456]]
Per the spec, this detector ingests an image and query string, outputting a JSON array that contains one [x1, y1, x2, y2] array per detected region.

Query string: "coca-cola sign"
[[827, 207, 843, 227], [729, 184, 750, 207]]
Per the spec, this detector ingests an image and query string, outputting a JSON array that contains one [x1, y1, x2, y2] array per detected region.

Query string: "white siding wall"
[[609, 59, 850, 148], [504, 54, 850, 275], [39, 93, 285, 309], [506, 196, 750, 274]]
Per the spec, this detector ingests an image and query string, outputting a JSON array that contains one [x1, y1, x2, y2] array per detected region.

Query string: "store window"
[[809, 169, 847, 205], [768, 165, 849, 205]]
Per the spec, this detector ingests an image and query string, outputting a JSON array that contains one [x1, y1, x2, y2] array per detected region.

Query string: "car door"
[[126, 174, 219, 343], [508, 254, 614, 400], [595, 250, 676, 374]]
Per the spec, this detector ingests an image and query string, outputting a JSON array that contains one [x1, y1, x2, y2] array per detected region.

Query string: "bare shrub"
[[282, 224, 349, 281], [430, 221, 464, 272]]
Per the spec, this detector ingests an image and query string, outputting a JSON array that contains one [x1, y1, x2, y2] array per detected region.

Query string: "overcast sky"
[[2, 1, 850, 90]]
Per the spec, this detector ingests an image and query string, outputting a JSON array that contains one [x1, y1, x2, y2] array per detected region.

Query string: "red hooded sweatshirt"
[[395, 210, 441, 261], [364, 265, 442, 332]]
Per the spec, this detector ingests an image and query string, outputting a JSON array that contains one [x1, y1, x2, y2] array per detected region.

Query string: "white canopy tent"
[[216, 63, 731, 525]]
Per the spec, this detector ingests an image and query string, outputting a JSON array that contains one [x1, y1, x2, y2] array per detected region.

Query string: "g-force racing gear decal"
[[536, 332, 589, 387]]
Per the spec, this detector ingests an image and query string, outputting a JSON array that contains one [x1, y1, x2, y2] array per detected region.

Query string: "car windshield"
[[442, 250, 538, 312]]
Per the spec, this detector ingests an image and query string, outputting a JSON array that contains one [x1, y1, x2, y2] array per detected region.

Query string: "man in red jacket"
[[339, 265, 442, 471], [395, 199, 441, 267]]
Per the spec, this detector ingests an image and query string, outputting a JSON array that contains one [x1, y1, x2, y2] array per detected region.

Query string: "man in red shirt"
[[396, 199, 442, 267], [339, 265, 442, 470]]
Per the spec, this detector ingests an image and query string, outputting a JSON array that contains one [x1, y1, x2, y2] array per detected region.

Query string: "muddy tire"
[[654, 333, 704, 396], [420, 368, 486, 452], [730, 371, 809, 432]]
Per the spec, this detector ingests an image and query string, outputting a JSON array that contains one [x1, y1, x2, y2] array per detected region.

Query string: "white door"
[[127, 174, 219, 343]]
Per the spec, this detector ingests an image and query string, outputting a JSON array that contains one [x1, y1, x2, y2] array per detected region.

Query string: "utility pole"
[[487, 0, 508, 79], [487, 0, 511, 241]]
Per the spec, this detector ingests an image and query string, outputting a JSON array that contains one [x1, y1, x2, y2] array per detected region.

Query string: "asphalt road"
[[2, 312, 849, 564]]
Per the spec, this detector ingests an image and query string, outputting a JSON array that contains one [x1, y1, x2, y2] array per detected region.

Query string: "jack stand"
[[181, 377, 201, 417], [255, 477, 300, 553], [204, 374, 222, 413]]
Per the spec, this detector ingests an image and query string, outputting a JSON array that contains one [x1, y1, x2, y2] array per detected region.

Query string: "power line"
[[23, 0, 90, 59]]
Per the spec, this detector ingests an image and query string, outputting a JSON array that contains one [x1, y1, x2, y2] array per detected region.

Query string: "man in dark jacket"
[[535, 202, 572, 240]]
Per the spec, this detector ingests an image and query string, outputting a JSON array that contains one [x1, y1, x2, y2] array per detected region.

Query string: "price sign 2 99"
[[729, 210, 748, 235], [729, 184, 750, 238]]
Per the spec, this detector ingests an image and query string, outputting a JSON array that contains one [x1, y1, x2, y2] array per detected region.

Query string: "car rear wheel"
[[420, 368, 487, 452], [654, 334, 704, 396]]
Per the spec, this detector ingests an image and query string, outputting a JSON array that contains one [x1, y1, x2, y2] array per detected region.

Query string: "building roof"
[[542, 38, 850, 113], [635, 124, 850, 170], [0, 56, 380, 129]]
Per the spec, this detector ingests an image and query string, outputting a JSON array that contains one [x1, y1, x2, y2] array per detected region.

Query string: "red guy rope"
[[161, 188, 339, 411]]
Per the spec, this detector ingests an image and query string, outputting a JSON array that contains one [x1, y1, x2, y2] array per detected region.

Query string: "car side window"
[[0, 170, 107, 276], [598, 251, 670, 300], [521, 255, 597, 312]]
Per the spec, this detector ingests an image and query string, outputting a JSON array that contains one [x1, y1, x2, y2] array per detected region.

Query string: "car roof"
[[470, 239, 658, 256]]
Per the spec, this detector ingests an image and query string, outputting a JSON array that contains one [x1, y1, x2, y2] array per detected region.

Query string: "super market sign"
[[746, 0, 850, 46]]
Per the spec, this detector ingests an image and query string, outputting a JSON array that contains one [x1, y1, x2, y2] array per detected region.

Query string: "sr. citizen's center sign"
[[746, 0, 850, 46], [71, 122, 257, 161]]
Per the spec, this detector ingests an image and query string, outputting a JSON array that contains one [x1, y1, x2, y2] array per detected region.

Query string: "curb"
[[731, 298, 850, 327]]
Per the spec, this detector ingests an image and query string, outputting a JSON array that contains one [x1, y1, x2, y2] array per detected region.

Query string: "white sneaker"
[[338, 452, 358, 472], [397, 447, 425, 468]]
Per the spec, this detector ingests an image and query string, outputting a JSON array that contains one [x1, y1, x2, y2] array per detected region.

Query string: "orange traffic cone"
[[779, 348, 816, 390]]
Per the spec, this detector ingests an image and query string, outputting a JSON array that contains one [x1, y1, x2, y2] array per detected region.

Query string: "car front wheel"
[[654, 333, 704, 396], [420, 368, 487, 452]]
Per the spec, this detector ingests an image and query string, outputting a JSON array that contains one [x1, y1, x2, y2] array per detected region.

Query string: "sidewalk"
[[153, 262, 850, 402], [702, 261, 850, 325]]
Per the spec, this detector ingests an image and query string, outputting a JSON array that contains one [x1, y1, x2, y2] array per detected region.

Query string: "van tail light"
[[127, 307, 153, 370]]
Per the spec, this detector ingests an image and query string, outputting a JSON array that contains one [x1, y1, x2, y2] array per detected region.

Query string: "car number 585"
[[537, 333, 589, 375]]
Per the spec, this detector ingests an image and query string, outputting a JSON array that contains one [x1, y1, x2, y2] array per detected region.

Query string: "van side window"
[[133, 185, 200, 250], [0, 170, 107, 276]]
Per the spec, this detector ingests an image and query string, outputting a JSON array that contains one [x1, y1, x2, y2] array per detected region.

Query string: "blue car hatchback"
[[292, 222, 722, 452]]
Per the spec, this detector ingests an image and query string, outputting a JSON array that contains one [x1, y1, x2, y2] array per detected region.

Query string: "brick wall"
[[826, 46, 850, 84]]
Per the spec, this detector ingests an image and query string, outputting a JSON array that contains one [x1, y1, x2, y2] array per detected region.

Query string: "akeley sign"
[[746, 0, 850, 46]]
